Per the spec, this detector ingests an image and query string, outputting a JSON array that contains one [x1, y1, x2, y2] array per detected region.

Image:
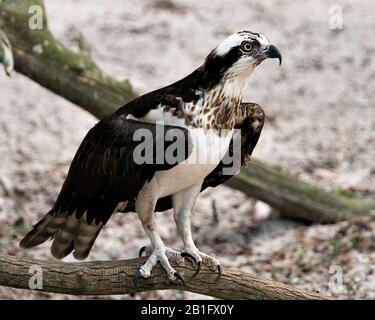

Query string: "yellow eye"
[[241, 41, 253, 52]]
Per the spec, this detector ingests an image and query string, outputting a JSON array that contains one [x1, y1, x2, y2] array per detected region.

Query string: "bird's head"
[[203, 31, 282, 83]]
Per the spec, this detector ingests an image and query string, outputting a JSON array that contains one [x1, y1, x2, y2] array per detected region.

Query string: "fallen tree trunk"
[[0, 255, 331, 300], [1, 0, 374, 223], [228, 160, 375, 223], [0, 0, 137, 119]]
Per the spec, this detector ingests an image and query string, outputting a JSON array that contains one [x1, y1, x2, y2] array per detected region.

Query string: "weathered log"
[[228, 160, 375, 223], [0, 0, 374, 223], [0, 254, 331, 300]]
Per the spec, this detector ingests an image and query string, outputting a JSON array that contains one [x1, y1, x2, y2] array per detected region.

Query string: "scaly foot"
[[182, 246, 222, 280], [134, 246, 196, 289], [139, 245, 197, 265]]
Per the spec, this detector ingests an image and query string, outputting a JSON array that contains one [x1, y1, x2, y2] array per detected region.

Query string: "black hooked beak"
[[266, 44, 282, 65]]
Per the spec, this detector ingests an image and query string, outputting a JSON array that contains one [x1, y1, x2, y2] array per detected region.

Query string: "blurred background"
[[0, 0, 374, 299]]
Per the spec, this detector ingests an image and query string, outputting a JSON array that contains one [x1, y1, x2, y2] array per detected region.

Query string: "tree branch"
[[228, 160, 375, 223], [0, 0, 137, 119], [0, 255, 331, 300], [0, 0, 374, 222]]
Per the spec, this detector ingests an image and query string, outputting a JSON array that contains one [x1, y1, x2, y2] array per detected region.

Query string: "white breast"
[[154, 127, 233, 198]]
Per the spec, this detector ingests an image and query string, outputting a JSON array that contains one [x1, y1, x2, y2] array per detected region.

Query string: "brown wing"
[[201, 102, 265, 190], [20, 113, 191, 259]]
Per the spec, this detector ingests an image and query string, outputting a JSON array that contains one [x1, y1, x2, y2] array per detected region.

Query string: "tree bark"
[[228, 160, 375, 223], [0, 0, 374, 223], [0, 255, 331, 300]]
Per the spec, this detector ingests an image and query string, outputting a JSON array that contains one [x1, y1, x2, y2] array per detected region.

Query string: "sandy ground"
[[0, 0, 374, 299]]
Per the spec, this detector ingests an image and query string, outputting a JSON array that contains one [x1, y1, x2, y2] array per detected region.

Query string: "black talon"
[[192, 261, 202, 277], [174, 272, 185, 286], [139, 246, 146, 257], [215, 265, 222, 282], [133, 270, 142, 290], [181, 252, 197, 265]]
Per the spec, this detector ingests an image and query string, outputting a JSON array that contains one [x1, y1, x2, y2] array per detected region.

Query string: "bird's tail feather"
[[73, 218, 103, 260], [19, 212, 65, 249], [20, 212, 103, 260]]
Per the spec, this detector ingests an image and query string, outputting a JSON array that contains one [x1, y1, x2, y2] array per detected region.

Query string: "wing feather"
[[53, 115, 191, 223], [20, 113, 191, 258], [202, 103, 265, 189]]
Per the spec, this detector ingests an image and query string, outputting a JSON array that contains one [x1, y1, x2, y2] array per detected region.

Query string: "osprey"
[[20, 31, 281, 286]]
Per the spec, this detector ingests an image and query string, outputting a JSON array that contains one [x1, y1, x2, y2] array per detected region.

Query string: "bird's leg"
[[134, 182, 185, 288], [172, 184, 221, 279]]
